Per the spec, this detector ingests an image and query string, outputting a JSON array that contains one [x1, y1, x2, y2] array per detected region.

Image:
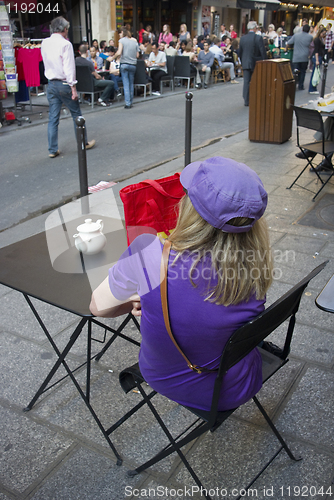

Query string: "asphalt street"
[[1, 68, 334, 233]]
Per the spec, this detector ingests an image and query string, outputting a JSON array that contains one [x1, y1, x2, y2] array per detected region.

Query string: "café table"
[[0, 215, 140, 464], [315, 273, 334, 314]]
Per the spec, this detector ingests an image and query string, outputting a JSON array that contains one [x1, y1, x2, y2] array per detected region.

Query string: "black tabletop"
[[315, 273, 334, 314], [0, 216, 128, 317]]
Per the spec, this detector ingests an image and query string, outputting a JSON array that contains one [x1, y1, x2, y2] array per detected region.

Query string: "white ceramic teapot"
[[73, 218, 107, 255]]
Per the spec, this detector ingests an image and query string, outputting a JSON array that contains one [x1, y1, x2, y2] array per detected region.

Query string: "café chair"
[[134, 59, 152, 99], [76, 65, 103, 109], [288, 105, 334, 201], [211, 58, 225, 84], [160, 56, 175, 94], [112, 261, 327, 500], [173, 56, 196, 91]]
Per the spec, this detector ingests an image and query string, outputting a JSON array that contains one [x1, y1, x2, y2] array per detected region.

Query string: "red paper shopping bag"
[[119, 173, 185, 245]]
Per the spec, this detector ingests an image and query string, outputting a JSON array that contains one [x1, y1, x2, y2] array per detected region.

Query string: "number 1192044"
[[7, 3, 60, 14]]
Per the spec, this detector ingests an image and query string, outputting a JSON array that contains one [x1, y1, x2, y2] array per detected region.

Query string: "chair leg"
[[287, 164, 310, 189], [127, 382, 212, 499], [312, 173, 334, 201], [253, 396, 302, 461]]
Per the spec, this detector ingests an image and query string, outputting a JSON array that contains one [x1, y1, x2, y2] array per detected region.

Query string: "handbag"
[[119, 173, 185, 245], [160, 240, 218, 374], [312, 66, 321, 87]]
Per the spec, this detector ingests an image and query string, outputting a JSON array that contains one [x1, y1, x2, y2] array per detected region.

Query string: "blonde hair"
[[168, 195, 273, 306]]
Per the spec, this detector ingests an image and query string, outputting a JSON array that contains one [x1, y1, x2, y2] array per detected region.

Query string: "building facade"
[[5, 0, 334, 45]]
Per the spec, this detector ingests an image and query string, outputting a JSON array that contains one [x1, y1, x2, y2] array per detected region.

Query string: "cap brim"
[[180, 161, 202, 190]]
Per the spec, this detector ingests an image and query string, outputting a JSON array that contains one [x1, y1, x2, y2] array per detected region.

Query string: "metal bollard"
[[75, 116, 89, 214], [185, 92, 193, 168]]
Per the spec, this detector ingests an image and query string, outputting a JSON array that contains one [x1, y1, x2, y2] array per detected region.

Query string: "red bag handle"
[[140, 175, 183, 200]]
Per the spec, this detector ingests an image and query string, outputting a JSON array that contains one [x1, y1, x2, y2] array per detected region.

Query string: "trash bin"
[[249, 59, 295, 144]]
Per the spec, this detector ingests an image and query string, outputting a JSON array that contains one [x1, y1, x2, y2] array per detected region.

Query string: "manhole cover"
[[319, 204, 334, 226], [297, 194, 334, 231]]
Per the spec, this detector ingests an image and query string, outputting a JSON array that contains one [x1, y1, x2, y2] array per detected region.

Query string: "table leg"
[[23, 295, 88, 411], [22, 295, 123, 463], [86, 319, 92, 402]]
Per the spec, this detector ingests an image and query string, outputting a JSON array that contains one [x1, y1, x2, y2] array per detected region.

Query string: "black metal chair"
[[173, 55, 196, 91], [76, 65, 102, 109], [111, 261, 327, 500], [288, 105, 334, 201], [160, 56, 175, 94], [134, 59, 152, 98]]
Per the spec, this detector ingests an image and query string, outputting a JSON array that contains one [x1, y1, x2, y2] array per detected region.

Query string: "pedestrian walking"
[[239, 21, 266, 107], [41, 16, 95, 158], [286, 24, 313, 90], [109, 26, 139, 109]]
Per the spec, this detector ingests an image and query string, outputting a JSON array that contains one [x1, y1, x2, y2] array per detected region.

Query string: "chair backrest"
[[166, 56, 175, 77], [212, 58, 220, 71], [174, 55, 190, 78], [76, 64, 95, 93], [134, 60, 147, 84], [209, 261, 327, 421], [293, 105, 324, 134]]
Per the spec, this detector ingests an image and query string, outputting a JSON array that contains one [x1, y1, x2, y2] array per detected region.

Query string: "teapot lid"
[[76, 218, 102, 233]]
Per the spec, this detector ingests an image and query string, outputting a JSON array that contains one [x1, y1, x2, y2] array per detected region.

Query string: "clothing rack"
[[14, 44, 47, 111]]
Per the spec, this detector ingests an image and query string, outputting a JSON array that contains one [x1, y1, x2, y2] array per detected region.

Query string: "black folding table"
[[0, 216, 140, 464]]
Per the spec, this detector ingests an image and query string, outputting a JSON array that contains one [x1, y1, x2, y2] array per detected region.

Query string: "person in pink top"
[[158, 24, 173, 45]]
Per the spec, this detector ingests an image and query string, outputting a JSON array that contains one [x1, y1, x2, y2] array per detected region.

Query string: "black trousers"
[[150, 70, 166, 91], [243, 68, 253, 106]]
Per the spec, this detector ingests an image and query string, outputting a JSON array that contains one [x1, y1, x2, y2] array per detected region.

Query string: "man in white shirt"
[[146, 42, 167, 96], [209, 37, 238, 83], [41, 16, 95, 158]]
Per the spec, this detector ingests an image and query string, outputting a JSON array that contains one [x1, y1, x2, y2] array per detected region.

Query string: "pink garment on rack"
[[16, 47, 42, 86], [15, 46, 24, 81]]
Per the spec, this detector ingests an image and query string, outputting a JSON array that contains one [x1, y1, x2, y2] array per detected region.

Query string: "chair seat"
[[120, 348, 286, 427], [300, 140, 334, 155]]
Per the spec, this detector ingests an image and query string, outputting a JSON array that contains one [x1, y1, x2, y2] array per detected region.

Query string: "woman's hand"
[[131, 297, 142, 317]]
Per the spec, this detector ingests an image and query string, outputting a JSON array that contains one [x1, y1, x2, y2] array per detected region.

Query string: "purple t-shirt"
[[109, 234, 263, 411]]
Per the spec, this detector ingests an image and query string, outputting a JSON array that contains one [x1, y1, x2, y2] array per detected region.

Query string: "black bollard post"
[[320, 54, 328, 98], [185, 92, 193, 168], [75, 116, 89, 214]]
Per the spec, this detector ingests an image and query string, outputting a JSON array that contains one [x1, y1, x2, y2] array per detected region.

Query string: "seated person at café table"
[[88, 46, 103, 70], [90, 156, 277, 412], [108, 51, 123, 97], [76, 44, 115, 106], [196, 40, 214, 88], [210, 37, 238, 84], [146, 42, 167, 96], [295, 115, 334, 173]]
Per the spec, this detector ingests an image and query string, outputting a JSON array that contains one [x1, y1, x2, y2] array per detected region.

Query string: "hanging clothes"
[[16, 47, 43, 87]]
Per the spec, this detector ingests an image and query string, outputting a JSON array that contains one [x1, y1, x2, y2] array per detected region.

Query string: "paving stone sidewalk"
[[0, 123, 334, 500]]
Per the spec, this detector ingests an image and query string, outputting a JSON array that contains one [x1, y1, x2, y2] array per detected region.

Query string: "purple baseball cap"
[[180, 157, 267, 233]]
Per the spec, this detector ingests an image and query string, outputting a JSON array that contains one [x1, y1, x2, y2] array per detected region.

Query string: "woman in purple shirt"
[[90, 157, 273, 411]]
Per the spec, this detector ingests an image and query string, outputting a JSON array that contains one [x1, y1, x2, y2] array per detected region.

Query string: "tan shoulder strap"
[[160, 240, 213, 374]]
